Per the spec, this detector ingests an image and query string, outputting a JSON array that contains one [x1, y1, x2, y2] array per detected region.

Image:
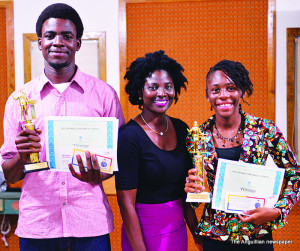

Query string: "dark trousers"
[[203, 233, 274, 251], [19, 234, 111, 251]]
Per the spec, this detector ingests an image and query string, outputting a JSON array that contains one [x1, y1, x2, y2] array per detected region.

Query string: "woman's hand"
[[193, 235, 203, 251], [184, 168, 205, 194], [238, 207, 281, 225], [69, 151, 105, 185]]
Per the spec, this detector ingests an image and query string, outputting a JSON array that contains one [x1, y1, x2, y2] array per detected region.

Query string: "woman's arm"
[[267, 123, 300, 224], [117, 189, 146, 251], [183, 201, 203, 251], [238, 207, 281, 225], [240, 120, 300, 226]]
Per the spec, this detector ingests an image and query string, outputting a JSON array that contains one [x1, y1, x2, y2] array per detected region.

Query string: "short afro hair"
[[124, 50, 188, 109], [206, 59, 253, 98], [36, 3, 84, 39]]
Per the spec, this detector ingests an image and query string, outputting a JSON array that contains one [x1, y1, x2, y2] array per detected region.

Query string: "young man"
[[1, 3, 124, 250]]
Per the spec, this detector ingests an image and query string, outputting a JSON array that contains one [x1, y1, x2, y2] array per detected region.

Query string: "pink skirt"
[[121, 199, 188, 251]]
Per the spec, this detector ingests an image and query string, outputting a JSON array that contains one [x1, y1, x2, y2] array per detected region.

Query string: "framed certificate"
[[45, 116, 119, 173], [212, 159, 285, 214]]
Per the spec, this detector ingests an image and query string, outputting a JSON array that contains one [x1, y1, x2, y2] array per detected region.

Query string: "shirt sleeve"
[[103, 86, 125, 128], [266, 120, 300, 229], [115, 125, 140, 190], [1, 94, 22, 166]]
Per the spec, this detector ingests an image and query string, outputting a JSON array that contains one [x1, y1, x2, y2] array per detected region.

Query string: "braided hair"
[[124, 50, 188, 109], [206, 59, 253, 99]]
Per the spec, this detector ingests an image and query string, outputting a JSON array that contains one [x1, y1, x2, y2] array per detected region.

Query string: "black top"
[[115, 117, 193, 204], [215, 145, 242, 161]]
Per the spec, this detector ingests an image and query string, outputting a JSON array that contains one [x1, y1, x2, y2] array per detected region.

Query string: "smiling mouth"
[[217, 103, 233, 108], [154, 100, 169, 106], [49, 51, 68, 55]]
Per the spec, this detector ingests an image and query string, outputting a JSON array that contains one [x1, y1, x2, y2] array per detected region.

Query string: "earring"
[[239, 103, 242, 112], [210, 106, 213, 111], [139, 97, 142, 100]]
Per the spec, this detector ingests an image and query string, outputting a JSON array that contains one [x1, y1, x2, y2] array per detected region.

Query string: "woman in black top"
[[115, 50, 197, 251]]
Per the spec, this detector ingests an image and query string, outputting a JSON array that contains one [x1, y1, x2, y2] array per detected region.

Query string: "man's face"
[[38, 18, 81, 70]]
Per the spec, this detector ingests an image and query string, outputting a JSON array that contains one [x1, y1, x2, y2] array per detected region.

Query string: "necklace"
[[140, 113, 169, 136], [214, 122, 242, 147]]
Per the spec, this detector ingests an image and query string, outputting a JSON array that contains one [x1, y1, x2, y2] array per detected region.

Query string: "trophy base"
[[186, 192, 211, 203], [24, 162, 50, 173]]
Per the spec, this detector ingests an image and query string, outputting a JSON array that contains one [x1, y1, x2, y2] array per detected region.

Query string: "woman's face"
[[141, 70, 175, 115], [206, 70, 243, 119]]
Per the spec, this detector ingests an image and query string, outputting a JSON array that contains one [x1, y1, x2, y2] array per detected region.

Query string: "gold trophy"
[[186, 121, 210, 202], [14, 90, 49, 173]]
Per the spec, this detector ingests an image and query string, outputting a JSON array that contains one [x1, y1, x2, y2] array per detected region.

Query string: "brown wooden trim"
[[0, 0, 14, 96], [287, 28, 300, 151], [23, 32, 107, 83], [119, 0, 276, 123], [268, 0, 276, 122], [23, 33, 37, 84], [122, 0, 241, 3], [97, 32, 107, 82], [82, 32, 107, 82], [119, 0, 128, 121]]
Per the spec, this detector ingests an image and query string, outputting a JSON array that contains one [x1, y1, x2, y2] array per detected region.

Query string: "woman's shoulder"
[[243, 112, 276, 129], [119, 119, 142, 138], [200, 115, 214, 131], [169, 117, 189, 130]]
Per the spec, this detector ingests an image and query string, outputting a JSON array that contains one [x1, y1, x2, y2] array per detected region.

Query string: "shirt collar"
[[37, 66, 85, 93]]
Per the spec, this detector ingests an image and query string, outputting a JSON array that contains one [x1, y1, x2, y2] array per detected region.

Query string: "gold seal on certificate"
[[13, 90, 49, 173], [186, 121, 211, 203]]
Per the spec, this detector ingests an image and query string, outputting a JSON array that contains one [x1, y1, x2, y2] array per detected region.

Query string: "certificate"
[[212, 159, 285, 214], [45, 116, 119, 173]]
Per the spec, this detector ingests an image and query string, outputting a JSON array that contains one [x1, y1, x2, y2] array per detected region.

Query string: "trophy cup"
[[14, 90, 49, 173], [186, 121, 210, 203]]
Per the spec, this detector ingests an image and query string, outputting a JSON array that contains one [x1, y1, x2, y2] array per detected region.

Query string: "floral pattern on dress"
[[214, 210, 226, 226], [187, 111, 300, 241]]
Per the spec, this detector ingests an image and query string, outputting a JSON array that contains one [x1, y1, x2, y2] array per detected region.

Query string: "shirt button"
[[62, 182, 65, 185], [60, 95, 63, 98], [63, 202, 66, 206]]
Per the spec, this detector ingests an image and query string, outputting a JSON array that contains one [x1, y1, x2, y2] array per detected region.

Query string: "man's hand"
[[69, 151, 105, 186], [15, 128, 42, 164]]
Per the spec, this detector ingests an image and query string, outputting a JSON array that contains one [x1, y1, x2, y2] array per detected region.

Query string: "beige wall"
[[276, 0, 300, 137], [12, 0, 300, 138], [14, 0, 120, 94]]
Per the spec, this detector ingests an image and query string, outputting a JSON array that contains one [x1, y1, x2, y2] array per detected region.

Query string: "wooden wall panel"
[[121, 0, 275, 127], [0, 7, 7, 146], [117, 1, 298, 250], [0, 0, 14, 147], [286, 28, 300, 152]]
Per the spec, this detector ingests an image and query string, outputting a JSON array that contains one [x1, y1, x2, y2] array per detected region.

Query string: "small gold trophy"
[[186, 121, 210, 203], [14, 90, 49, 173]]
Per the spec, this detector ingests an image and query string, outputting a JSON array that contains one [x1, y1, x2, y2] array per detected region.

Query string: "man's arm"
[[2, 128, 42, 183], [2, 155, 25, 183]]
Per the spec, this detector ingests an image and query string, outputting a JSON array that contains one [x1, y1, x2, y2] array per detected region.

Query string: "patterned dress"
[[187, 110, 300, 241]]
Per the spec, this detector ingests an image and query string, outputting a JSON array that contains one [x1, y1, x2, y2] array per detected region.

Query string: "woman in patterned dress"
[[184, 59, 300, 251]]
